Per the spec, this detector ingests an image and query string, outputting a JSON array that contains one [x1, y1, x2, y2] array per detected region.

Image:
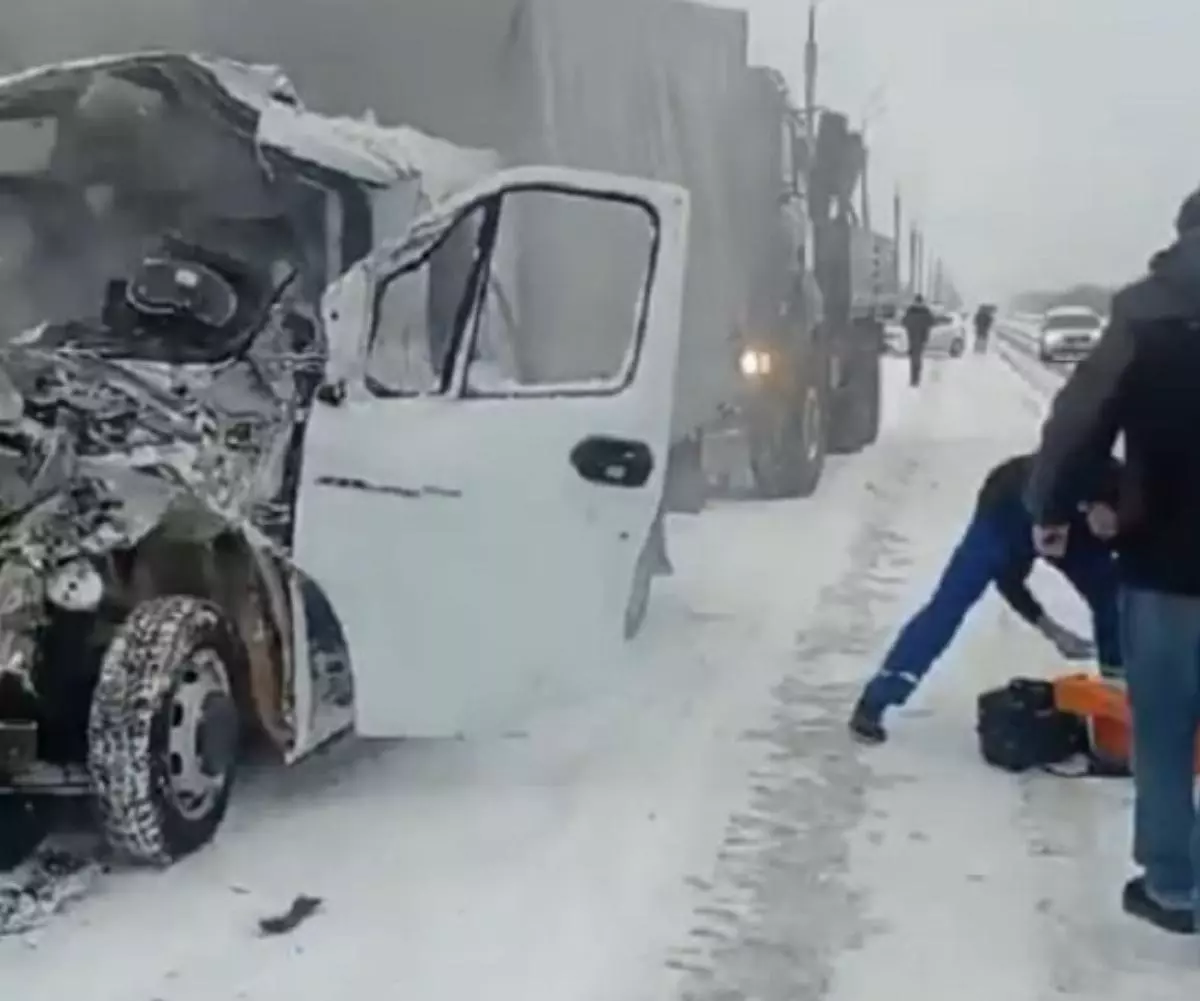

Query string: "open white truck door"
[[293, 167, 689, 737]]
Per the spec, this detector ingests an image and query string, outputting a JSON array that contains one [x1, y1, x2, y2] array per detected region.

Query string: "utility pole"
[[860, 142, 871, 231], [908, 224, 918, 295], [893, 188, 902, 290], [858, 83, 887, 234], [914, 228, 924, 296], [803, 0, 818, 171]]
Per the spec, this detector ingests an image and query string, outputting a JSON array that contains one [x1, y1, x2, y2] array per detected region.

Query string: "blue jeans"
[[862, 511, 1121, 709], [1121, 587, 1200, 919]]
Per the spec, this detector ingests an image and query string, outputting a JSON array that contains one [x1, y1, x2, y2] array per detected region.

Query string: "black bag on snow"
[[976, 678, 1089, 773]]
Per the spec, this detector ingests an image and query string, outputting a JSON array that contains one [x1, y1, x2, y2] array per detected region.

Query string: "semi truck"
[[702, 68, 887, 503], [4, 0, 890, 633]]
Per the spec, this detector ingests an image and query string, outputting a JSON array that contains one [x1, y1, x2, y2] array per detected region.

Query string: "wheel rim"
[[165, 650, 234, 822]]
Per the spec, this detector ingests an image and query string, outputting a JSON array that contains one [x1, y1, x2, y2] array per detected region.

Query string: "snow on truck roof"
[[0, 51, 501, 201]]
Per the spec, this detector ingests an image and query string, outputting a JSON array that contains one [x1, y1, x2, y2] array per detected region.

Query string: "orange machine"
[[1051, 673, 1200, 774]]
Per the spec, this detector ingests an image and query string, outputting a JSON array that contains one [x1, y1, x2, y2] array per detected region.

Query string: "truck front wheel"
[[829, 347, 881, 454], [88, 596, 243, 866], [748, 381, 825, 499]]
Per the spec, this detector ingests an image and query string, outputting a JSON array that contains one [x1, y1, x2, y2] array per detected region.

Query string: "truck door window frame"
[[364, 197, 499, 399], [458, 185, 663, 400], [362, 184, 663, 402]]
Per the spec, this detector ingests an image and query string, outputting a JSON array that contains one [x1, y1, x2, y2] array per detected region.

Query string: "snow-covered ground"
[[5, 353, 1199, 998]]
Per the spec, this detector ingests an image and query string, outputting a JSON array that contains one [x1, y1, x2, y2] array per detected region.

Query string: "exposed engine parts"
[[0, 230, 324, 879], [0, 49, 506, 922]]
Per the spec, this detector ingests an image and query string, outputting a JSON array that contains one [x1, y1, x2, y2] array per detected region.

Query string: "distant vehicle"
[[882, 305, 965, 358], [928, 309, 967, 357], [1037, 306, 1104, 363]]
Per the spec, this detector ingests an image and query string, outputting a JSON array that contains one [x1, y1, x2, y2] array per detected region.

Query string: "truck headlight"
[[46, 558, 104, 613], [739, 348, 772, 377]]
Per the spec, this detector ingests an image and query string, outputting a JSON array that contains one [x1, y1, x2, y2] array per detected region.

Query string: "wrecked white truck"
[[0, 53, 688, 866]]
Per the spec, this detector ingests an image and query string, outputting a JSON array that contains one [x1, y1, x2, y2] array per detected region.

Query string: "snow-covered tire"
[[88, 596, 243, 866], [828, 350, 881, 455], [748, 381, 825, 499]]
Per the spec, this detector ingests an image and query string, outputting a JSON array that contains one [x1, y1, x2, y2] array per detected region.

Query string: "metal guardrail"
[[994, 316, 1069, 398], [996, 316, 1041, 355]]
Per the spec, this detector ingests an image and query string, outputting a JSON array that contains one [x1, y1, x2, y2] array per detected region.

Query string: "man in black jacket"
[[1027, 188, 1200, 937], [902, 294, 937, 386], [973, 304, 995, 353]]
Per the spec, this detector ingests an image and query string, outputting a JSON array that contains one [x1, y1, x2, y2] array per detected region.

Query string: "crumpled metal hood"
[[0, 301, 316, 567]]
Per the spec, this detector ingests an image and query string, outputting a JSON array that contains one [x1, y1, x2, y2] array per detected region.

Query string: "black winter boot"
[[1122, 877, 1196, 935], [849, 698, 887, 744]]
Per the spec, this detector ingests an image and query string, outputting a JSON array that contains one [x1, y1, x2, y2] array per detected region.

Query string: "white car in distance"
[[927, 308, 967, 357], [1037, 306, 1104, 363]]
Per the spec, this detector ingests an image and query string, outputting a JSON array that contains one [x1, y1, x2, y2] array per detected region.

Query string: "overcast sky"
[[735, 0, 1200, 300]]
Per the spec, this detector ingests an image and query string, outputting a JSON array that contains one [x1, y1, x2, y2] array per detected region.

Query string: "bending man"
[[850, 452, 1122, 744]]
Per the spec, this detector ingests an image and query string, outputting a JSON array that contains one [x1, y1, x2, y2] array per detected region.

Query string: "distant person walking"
[[973, 304, 995, 353], [902, 294, 936, 386], [1027, 186, 1200, 937]]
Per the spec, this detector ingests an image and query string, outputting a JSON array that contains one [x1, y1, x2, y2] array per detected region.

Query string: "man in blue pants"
[[850, 452, 1122, 745]]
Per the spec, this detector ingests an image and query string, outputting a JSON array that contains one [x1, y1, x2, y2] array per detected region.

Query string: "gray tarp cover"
[[3, 0, 778, 439]]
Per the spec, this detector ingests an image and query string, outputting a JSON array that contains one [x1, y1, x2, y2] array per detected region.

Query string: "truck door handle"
[[570, 436, 654, 488]]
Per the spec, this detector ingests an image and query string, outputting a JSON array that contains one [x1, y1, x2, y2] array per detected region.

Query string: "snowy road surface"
[[5, 354, 1199, 999]]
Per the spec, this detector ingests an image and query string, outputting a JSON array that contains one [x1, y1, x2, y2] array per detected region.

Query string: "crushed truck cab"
[[0, 52, 688, 865]]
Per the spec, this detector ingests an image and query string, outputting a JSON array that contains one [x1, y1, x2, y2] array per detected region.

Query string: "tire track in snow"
[[665, 383, 942, 1001]]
